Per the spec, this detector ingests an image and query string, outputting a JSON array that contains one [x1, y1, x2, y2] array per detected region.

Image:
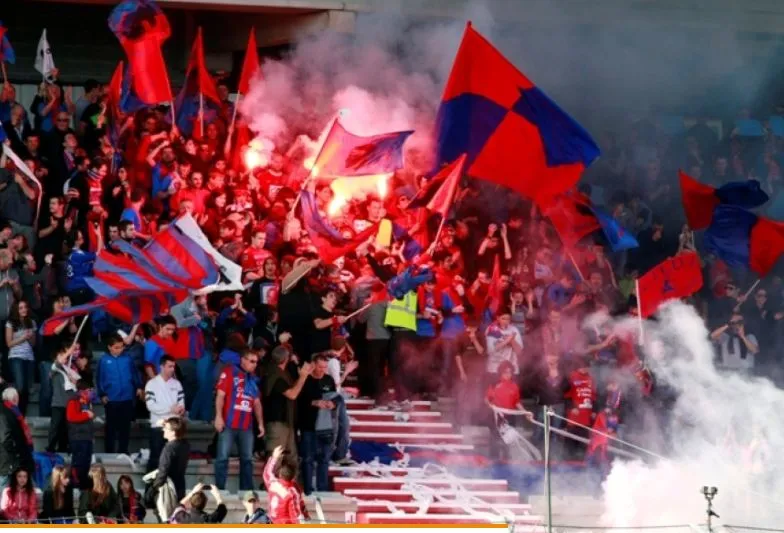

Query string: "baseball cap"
[[242, 490, 259, 503]]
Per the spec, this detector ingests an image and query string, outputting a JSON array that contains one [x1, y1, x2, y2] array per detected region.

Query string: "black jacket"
[[41, 485, 76, 522], [0, 404, 33, 477], [152, 439, 190, 500]]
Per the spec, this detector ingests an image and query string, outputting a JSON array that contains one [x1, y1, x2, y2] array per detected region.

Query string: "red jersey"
[[262, 456, 308, 524], [240, 246, 272, 273], [486, 380, 520, 410], [565, 369, 596, 427], [216, 366, 259, 431]]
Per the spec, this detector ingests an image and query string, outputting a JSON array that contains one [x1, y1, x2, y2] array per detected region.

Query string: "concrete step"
[[328, 465, 422, 478], [357, 513, 544, 527], [333, 476, 508, 492], [350, 420, 455, 434], [356, 500, 535, 515], [346, 399, 434, 412], [342, 488, 521, 504], [347, 410, 444, 423], [350, 431, 467, 445]]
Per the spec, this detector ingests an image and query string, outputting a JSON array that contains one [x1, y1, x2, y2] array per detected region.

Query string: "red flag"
[[750, 217, 784, 276], [427, 154, 465, 217], [679, 170, 719, 231], [487, 256, 502, 315], [637, 251, 703, 318], [545, 192, 601, 247], [238, 28, 260, 95], [187, 27, 220, 104]]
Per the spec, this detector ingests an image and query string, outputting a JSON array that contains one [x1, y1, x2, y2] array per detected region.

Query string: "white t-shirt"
[[6, 321, 36, 361]]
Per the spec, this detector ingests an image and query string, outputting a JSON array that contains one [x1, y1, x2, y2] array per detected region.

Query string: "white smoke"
[[601, 302, 783, 528]]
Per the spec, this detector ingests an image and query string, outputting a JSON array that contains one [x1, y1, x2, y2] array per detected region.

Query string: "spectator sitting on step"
[[78, 465, 120, 523], [40, 465, 75, 524], [242, 490, 272, 524], [0, 467, 37, 523], [169, 482, 226, 524], [117, 475, 146, 524]]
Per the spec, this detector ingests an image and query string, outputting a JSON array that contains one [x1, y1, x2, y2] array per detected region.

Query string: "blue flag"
[[590, 207, 639, 252]]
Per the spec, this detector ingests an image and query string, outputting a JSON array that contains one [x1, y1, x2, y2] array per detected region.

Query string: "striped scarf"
[[3, 401, 32, 447], [87, 168, 102, 181]]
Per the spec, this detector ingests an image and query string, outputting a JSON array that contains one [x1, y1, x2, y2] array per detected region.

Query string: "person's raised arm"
[[283, 362, 313, 400]]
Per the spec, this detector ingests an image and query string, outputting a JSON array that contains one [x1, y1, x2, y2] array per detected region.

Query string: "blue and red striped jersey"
[[216, 366, 259, 431]]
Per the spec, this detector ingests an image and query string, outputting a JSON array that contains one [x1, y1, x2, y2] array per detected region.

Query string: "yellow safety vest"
[[384, 291, 417, 331]]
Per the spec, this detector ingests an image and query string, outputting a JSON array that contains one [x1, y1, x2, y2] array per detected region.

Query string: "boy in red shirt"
[[262, 445, 309, 524], [485, 361, 531, 460]]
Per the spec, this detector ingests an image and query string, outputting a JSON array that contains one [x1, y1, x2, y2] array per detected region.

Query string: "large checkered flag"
[[34, 29, 55, 81]]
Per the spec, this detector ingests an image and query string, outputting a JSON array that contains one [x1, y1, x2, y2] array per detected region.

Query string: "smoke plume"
[[602, 302, 783, 528]]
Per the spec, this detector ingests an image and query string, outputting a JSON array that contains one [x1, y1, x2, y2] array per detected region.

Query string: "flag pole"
[[1, 62, 7, 85], [199, 90, 204, 138], [289, 114, 339, 217], [69, 316, 89, 351], [224, 91, 241, 156], [635, 278, 644, 345], [344, 302, 374, 321]]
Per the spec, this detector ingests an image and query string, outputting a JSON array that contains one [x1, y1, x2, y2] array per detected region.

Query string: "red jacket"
[[0, 487, 37, 522], [262, 456, 308, 524]]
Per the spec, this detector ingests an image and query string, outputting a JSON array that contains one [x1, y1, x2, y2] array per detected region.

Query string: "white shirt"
[[145, 375, 185, 427]]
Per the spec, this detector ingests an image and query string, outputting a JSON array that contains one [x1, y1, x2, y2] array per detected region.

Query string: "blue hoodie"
[[97, 351, 142, 402]]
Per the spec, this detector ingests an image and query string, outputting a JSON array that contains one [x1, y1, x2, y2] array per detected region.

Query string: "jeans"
[[47, 406, 69, 453], [300, 430, 333, 495], [105, 401, 135, 454], [9, 359, 34, 415], [365, 339, 390, 400], [38, 361, 53, 418], [189, 356, 214, 422], [147, 428, 165, 474], [71, 439, 94, 490], [215, 427, 255, 491], [332, 394, 350, 461]]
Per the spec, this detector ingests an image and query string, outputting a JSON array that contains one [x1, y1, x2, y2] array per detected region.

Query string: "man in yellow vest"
[[384, 290, 417, 408]]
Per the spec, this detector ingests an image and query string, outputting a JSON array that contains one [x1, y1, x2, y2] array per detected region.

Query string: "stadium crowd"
[[0, 33, 782, 523]]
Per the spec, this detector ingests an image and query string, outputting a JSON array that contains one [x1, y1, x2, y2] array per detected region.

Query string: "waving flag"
[[679, 170, 769, 230], [637, 252, 703, 318], [704, 205, 784, 276], [106, 62, 125, 146], [545, 192, 601, 247], [175, 27, 220, 137], [108, 0, 172, 105], [314, 120, 413, 178], [34, 29, 55, 79], [592, 207, 639, 252], [300, 190, 377, 263], [237, 28, 260, 95], [409, 155, 466, 218], [42, 289, 188, 335], [435, 23, 599, 205], [0, 22, 15, 64]]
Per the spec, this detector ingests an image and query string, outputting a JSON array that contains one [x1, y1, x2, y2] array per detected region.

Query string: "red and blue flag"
[[300, 190, 378, 264], [435, 23, 599, 205], [546, 191, 637, 251], [42, 289, 188, 335], [679, 171, 784, 275], [314, 120, 412, 177], [0, 22, 15, 64], [679, 170, 769, 230], [108, 0, 172, 106]]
